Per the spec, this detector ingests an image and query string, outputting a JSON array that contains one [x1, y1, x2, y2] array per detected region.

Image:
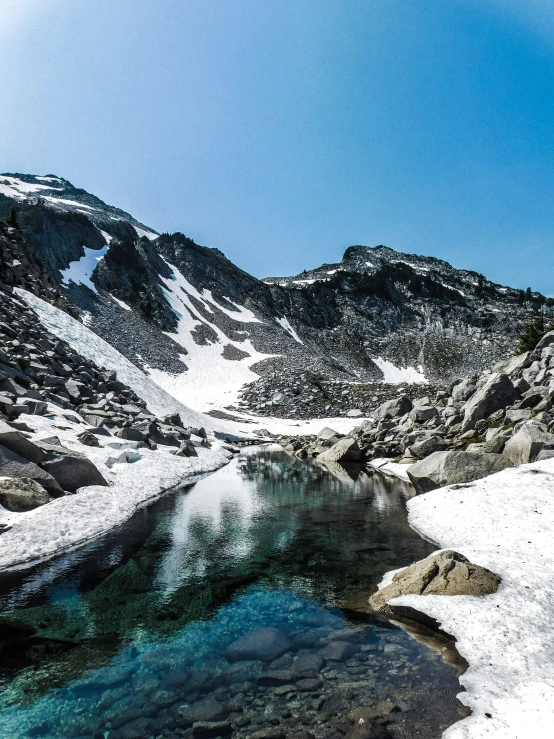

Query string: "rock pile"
[[0, 284, 208, 516], [236, 371, 437, 420], [278, 335, 554, 490]]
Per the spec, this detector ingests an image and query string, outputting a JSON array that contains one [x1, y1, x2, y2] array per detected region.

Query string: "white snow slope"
[[0, 405, 232, 572], [16, 288, 222, 432], [372, 356, 428, 384], [383, 459, 554, 738], [145, 260, 276, 411]]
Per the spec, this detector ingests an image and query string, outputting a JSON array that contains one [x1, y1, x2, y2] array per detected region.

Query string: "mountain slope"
[[0, 173, 546, 419]]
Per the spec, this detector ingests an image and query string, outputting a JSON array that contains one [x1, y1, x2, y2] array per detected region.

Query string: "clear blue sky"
[[1, 0, 554, 291]]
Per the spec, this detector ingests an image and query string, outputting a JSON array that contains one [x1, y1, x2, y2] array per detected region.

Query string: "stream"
[[0, 445, 468, 738]]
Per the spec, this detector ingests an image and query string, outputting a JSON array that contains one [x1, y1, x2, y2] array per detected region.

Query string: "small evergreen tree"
[[7, 208, 19, 229], [517, 314, 546, 353]]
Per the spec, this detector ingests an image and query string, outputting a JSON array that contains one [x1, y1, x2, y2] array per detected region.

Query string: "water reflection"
[[0, 446, 467, 738]]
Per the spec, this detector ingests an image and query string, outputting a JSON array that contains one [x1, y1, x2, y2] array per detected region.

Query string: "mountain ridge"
[[0, 173, 547, 419]]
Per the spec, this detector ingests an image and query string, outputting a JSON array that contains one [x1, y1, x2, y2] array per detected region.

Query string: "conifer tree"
[[517, 314, 546, 353]]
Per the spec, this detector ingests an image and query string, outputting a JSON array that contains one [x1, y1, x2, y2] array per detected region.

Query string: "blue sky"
[[1, 0, 554, 292]]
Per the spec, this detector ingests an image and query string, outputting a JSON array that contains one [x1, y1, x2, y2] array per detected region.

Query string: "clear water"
[[0, 446, 468, 738]]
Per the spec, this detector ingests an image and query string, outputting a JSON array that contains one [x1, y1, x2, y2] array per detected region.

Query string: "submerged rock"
[[370, 550, 501, 616], [225, 627, 292, 662]]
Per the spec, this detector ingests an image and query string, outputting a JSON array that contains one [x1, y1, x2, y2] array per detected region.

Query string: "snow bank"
[[16, 288, 225, 432], [275, 316, 304, 344], [146, 260, 276, 411], [59, 245, 108, 293], [0, 406, 232, 572], [386, 459, 554, 738], [373, 356, 428, 384]]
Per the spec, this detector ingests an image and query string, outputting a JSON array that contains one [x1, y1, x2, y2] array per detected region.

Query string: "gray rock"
[[451, 379, 477, 403], [316, 437, 362, 464], [461, 373, 518, 431], [40, 447, 109, 492], [535, 330, 554, 353], [536, 450, 554, 461], [225, 627, 292, 662], [373, 396, 412, 421], [503, 423, 554, 465], [318, 641, 358, 661], [0, 420, 46, 464], [0, 443, 63, 496], [0, 477, 51, 511], [407, 451, 514, 494], [409, 406, 438, 423], [116, 427, 147, 442], [192, 721, 233, 738], [179, 698, 229, 725], [318, 427, 340, 441], [504, 408, 533, 424], [492, 351, 532, 378], [175, 440, 198, 457], [409, 435, 448, 460], [370, 550, 501, 615]]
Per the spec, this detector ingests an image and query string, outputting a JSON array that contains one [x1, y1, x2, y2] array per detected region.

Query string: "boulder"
[[451, 379, 477, 403], [370, 550, 501, 616], [0, 420, 46, 464], [503, 423, 554, 465], [0, 444, 63, 496], [0, 477, 51, 511], [504, 408, 532, 424], [318, 427, 340, 441], [116, 427, 147, 442], [407, 451, 514, 494], [175, 440, 198, 457], [316, 437, 362, 464], [318, 640, 358, 661], [409, 406, 438, 423], [535, 330, 554, 353], [225, 627, 292, 662], [492, 351, 532, 378], [373, 396, 412, 421], [40, 447, 109, 492], [461, 373, 518, 431], [409, 435, 448, 460]]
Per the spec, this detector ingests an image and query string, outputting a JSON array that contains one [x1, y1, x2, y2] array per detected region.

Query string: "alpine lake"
[[0, 445, 469, 739]]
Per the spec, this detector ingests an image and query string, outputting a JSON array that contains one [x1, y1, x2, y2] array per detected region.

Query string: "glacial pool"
[[0, 445, 468, 738]]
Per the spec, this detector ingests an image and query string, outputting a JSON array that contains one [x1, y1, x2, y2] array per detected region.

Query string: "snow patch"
[[0, 405, 232, 572], [275, 316, 304, 344], [15, 288, 222, 431], [134, 225, 159, 241], [111, 295, 132, 311], [59, 246, 108, 293], [145, 260, 276, 411], [372, 357, 428, 384]]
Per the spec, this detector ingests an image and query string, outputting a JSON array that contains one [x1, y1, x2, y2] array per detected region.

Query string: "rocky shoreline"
[[274, 331, 554, 495]]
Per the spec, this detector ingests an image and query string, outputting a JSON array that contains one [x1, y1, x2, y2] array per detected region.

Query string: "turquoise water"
[[0, 446, 467, 738]]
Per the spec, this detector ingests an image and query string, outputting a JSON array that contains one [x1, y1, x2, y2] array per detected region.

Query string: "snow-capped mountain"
[[0, 173, 545, 417]]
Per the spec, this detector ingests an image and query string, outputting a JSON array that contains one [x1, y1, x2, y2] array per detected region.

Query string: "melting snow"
[[276, 316, 304, 344], [59, 246, 108, 293], [43, 196, 96, 211], [385, 459, 554, 738], [15, 289, 220, 430], [372, 357, 428, 384], [145, 260, 276, 411], [0, 176, 62, 199], [111, 295, 132, 311], [200, 289, 262, 323], [134, 225, 159, 241]]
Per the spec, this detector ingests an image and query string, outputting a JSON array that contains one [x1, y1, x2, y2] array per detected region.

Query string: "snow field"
[[0, 405, 233, 572], [385, 460, 554, 738]]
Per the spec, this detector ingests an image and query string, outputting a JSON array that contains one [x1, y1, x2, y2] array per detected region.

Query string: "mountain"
[[0, 172, 546, 419]]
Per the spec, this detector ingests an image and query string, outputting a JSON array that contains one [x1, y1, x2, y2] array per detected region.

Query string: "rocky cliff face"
[[0, 173, 546, 417]]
